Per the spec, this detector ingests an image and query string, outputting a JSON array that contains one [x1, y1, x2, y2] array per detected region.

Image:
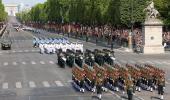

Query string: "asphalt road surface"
[[0, 17, 169, 100]]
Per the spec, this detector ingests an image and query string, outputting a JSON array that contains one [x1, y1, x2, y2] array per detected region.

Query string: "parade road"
[[0, 17, 169, 100]]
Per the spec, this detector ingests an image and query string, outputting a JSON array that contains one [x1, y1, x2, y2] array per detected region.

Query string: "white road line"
[[2, 83, 8, 89], [146, 61, 154, 64], [16, 82, 22, 88], [31, 61, 36, 65], [40, 61, 45, 65], [167, 62, 170, 65], [22, 61, 26, 65], [42, 81, 50, 87], [108, 90, 123, 100], [49, 61, 54, 64], [18, 50, 23, 53], [152, 60, 161, 65], [3, 62, 8, 66], [163, 61, 170, 65], [29, 81, 36, 88], [12, 50, 16, 53], [5, 51, 9, 53], [55, 81, 64, 87], [24, 50, 29, 52], [12, 62, 17, 65], [67, 80, 72, 83]]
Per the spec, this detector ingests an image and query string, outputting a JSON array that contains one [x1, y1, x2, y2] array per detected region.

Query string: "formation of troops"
[[32, 37, 83, 54], [29, 27, 166, 99], [59, 49, 165, 100]]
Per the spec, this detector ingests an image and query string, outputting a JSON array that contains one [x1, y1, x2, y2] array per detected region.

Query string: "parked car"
[[1, 40, 12, 50]]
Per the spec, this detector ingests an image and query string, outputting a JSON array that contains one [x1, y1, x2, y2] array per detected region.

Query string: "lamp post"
[[128, 0, 134, 50]]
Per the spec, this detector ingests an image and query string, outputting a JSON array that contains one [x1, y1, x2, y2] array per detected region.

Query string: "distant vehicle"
[[1, 40, 12, 50], [1, 30, 12, 50]]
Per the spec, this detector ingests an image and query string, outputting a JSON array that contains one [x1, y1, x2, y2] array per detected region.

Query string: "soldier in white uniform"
[[62, 43, 67, 52], [51, 44, 56, 54], [39, 44, 45, 54]]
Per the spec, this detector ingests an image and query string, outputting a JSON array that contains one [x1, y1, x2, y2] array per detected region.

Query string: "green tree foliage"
[[16, 0, 170, 27], [44, 0, 62, 23], [155, 0, 170, 25], [0, 0, 7, 21]]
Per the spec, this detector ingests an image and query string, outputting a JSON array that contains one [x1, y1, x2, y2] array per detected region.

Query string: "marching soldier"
[[158, 77, 165, 100], [127, 85, 134, 100], [96, 78, 103, 100]]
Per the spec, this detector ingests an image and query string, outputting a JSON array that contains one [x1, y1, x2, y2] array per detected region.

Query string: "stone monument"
[[143, 0, 164, 54]]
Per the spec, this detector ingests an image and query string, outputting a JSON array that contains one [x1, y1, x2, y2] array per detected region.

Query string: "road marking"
[[3, 62, 8, 66], [2, 83, 8, 89], [29, 81, 36, 88], [12, 62, 17, 65], [49, 61, 54, 64], [67, 80, 72, 83], [5, 51, 9, 53], [22, 61, 26, 65], [108, 90, 123, 99], [31, 50, 36, 52], [16, 82, 22, 88], [146, 61, 154, 64], [55, 81, 64, 87], [167, 62, 170, 65], [40, 61, 45, 65], [31, 61, 36, 65], [12, 50, 16, 53], [42, 81, 50, 87], [24, 50, 29, 52], [18, 50, 23, 53], [163, 61, 170, 65]]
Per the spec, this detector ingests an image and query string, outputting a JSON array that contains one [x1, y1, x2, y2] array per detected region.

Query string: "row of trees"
[[17, 0, 170, 27], [0, 0, 7, 22]]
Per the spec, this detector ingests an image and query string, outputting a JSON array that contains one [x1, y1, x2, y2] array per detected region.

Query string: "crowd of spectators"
[[163, 31, 170, 45], [26, 22, 170, 52]]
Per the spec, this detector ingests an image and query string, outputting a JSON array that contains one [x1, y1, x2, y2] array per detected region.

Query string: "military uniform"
[[158, 78, 165, 100], [96, 79, 103, 100], [127, 86, 133, 100]]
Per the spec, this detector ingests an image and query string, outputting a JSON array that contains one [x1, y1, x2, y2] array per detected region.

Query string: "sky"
[[2, 0, 46, 6]]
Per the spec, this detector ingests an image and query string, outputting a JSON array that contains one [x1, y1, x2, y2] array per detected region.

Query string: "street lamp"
[[128, 0, 134, 50]]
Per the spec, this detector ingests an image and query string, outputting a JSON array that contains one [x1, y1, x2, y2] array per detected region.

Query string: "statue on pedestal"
[[143, 0, 159, 19]]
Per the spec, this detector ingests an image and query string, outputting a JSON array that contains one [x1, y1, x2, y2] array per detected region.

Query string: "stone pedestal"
[[143, 18, 164, 54]]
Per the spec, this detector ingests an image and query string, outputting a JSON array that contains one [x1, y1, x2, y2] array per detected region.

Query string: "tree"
[[44, 0, 62, 23], [0, 0, 7, 21]]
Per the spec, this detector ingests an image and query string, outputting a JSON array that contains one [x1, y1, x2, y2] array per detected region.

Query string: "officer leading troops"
[[127, 84, 134, 100], [158, 77, 165, 100], [96, 78, 103, 100]]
